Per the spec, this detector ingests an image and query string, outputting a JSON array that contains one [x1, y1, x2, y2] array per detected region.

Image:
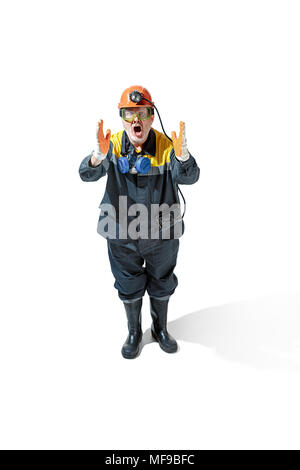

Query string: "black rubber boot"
[[121, 298, 143, 359], [150, 297, 178, 353]]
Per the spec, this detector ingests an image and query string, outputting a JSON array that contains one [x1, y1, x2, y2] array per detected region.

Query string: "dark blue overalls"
[[79, 127, 200, 302], [107, 238, 179, 302]]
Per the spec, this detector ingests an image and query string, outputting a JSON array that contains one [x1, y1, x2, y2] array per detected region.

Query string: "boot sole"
[[151, 329, 178, 353], [121, 339, 142, 359], [121, 348, 141, 359]]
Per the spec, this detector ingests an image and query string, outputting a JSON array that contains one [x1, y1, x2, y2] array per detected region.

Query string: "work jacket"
[[79, 128, 200, 240]]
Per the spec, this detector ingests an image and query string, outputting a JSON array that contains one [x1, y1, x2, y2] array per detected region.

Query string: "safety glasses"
[[120, 107, 154, 123]]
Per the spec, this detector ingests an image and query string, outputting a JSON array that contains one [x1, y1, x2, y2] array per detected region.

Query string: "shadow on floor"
[[142, 292, 300, 371]]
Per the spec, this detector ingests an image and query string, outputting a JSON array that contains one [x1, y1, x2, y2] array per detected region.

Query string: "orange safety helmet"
[[118, 85, 154, 109]]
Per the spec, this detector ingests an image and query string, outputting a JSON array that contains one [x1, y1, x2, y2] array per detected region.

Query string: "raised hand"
[[171, 121, 190, 161], [96, 119, 111, 156], [91, 119, 111, 167]]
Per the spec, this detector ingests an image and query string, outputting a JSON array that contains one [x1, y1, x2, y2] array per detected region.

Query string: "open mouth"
[[132, 124, 143, 138]]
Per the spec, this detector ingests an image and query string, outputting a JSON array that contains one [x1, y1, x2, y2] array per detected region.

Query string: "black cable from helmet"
[[129, 91, 187, 219]]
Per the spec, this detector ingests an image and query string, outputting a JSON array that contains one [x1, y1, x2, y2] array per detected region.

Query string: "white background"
[[1, 0, 300, 450]]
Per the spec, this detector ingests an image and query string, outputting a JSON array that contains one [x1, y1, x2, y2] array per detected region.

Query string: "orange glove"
[[171, 121, 190, 162], [93, 119, 111, 161]]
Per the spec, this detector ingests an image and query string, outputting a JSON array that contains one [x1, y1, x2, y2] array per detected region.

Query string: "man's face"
[[121, 107, 154, 147]]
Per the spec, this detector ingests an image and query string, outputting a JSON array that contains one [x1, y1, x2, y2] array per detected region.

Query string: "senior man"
[[79, 85, 200, 359]]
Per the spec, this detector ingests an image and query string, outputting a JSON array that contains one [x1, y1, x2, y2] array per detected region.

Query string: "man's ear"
[[151, 115, 154, 124]]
